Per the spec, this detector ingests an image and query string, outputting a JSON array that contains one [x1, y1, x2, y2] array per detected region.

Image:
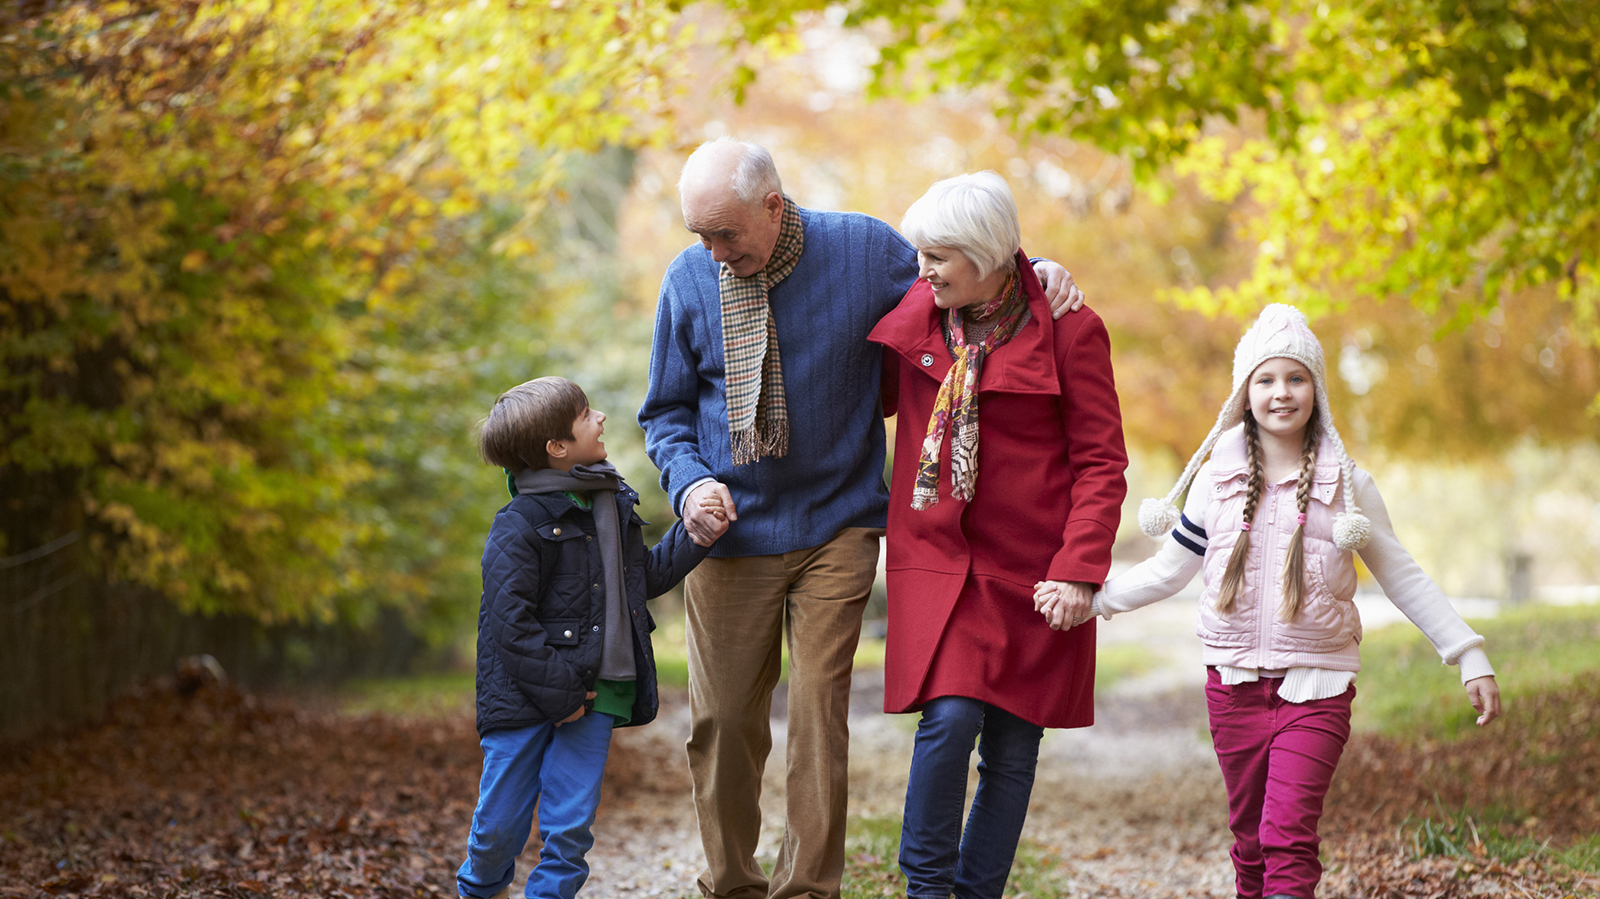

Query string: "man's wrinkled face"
[[682, 188, 784, 279]]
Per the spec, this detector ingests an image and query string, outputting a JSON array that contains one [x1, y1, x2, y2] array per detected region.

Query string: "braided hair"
[[1214, 415, 1264, 615], [1214, 414, 1323, 618], [1278, 418, 1322, 621]]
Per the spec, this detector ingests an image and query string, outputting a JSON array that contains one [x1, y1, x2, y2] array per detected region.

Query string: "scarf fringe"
[[731, 425, 788, 467]]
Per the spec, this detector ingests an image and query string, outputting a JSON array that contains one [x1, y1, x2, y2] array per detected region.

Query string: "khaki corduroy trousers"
[[683, 527, 882, 899]]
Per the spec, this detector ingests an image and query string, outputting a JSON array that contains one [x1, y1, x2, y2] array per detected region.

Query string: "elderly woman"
[[867, 172, 1128, 899]]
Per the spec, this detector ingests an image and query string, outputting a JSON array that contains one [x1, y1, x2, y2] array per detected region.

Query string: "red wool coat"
[[867, 251, 1128, 728]]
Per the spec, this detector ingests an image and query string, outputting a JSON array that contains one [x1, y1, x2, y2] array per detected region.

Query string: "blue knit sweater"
[[640, 207, 920, 557]]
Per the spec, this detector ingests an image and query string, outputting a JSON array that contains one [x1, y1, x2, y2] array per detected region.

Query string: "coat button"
[[553, 527, 562, 536], [591, 625, 600, 633], [562, 629, 573, 638], [920, 353, 934, 367]]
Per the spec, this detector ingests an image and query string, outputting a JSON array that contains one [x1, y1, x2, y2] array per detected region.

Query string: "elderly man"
[[639, 138, 1083, 899]]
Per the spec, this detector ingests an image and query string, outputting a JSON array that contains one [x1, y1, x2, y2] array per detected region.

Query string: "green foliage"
[[716, 0, 1600, 332], [0, 1, 686, 633], [1354, 602, 1600, 738], [1405, 800, 1600, 874]]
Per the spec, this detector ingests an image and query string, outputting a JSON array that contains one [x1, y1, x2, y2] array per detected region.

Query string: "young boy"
[[457, 376, 718, 899]]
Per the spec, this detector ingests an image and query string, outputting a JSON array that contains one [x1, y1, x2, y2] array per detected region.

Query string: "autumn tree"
[[717, 0, 1598, 327], [0, 0, 686, 735]]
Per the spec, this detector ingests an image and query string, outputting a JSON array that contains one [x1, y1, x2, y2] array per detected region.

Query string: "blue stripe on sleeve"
[[1172, 529, 1205, 556]]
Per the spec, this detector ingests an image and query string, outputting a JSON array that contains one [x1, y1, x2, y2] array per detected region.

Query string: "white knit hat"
[[1137, 304, 1372, 550]]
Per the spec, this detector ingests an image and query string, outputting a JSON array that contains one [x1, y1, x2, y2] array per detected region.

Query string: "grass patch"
[[336, 671, 474, 718], [1354, 601, 1600, 738], [652, 614, 889, 689], [1095, 641, 1163, 689], [1404, 802, 1600, 876], [840, 815, 1074, 898]]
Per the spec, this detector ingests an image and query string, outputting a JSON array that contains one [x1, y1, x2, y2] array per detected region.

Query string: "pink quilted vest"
[[1196, 426, 1363, 671]]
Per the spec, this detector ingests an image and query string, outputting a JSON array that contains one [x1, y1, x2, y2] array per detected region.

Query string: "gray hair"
[[899, 171, 1021, 279], [679, 137, 783, 204]]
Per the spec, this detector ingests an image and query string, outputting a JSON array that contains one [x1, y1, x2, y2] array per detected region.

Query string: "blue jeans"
[[457, 712, 615, 899], [899, 696, 1044, 899]]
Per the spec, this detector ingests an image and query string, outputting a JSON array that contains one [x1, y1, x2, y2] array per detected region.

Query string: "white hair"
[[899, 171, 1021, 279], [678, 137, 782, 205]]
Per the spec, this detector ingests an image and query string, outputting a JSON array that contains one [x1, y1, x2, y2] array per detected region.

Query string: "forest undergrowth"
[[1, 669, 1596, 898]]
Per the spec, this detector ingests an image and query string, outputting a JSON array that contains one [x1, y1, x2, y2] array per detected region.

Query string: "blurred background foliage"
[[2, 0, 1596, 738]]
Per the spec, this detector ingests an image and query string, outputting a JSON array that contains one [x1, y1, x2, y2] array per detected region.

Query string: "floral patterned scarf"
[[911, 269, 1028, 510]]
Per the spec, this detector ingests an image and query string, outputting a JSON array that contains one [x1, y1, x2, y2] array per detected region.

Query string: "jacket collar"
[[1210, 424, 1342, 485], [867, 249, 1061, 396], [512, 481, 639, 520]]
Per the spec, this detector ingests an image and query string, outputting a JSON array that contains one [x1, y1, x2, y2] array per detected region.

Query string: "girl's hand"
[[557, 691, 599, 726], [1465, 676, 1501, 726], [1034, 580, 1093, 630]]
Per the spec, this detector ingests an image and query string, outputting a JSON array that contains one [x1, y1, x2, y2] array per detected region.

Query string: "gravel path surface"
[[570, 595, 1241, 898]]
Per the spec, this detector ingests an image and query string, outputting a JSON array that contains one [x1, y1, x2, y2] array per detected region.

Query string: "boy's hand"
[[557, 691, 598, 726], [685, 481, 735, 546], [1466, 676, 1502, 726]]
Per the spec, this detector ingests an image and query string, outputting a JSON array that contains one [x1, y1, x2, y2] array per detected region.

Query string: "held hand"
[[557, 691, 599, 726], [1465, 676, 1502, 727], [1034, 580, 1093, 631], [1031, 260, 1085, 319], [684, 481, 736, 546]]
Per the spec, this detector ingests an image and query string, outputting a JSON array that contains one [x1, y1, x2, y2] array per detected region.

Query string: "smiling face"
[[1247, 357, 1316, 444], [548, 405, 607, 471], [917, 245, 1010, 310]]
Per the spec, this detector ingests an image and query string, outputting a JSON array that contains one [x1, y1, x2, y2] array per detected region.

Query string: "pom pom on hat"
[[1332, 511, 1372, 550], [1139, 496, 1181, 539], [1144, 303, 1373, 552]]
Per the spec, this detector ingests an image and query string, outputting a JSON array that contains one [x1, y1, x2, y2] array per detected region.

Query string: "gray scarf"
[[513, 462, 634, 682]]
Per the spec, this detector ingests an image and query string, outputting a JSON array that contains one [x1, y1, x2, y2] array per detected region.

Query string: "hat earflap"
[[1324, 418, 1371, 550], [1138, 389, 1245, 539]]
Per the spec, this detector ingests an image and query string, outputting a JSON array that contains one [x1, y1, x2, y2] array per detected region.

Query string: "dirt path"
[[576, 597, 1235, 898]]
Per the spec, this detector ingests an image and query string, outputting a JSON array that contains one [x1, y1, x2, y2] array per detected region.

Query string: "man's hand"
[[1031, 260, 1085, 319], [1466, 675, 1502, 726], [684, 480, 735, 546], [557, 691, 598, 726], [1033, 580, 1094, 630]]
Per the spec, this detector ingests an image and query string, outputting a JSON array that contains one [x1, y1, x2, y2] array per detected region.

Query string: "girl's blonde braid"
[[1215, 415, 1265, 614], [1278, 420, 1322, 621]]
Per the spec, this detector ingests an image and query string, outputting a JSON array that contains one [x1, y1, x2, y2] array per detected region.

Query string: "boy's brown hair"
[[476, 377, 588, 472]]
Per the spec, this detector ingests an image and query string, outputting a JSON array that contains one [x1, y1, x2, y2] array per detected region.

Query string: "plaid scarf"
[[911, 269, 1029, 510], [721, 196, 804, 465]]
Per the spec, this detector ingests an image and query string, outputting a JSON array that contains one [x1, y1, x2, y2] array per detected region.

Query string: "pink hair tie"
[[1296, 513, 1307, 526], [1239, 522, 1251, 532]]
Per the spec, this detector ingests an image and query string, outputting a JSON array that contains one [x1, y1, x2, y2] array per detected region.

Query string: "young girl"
[[1039, 304, 1502, 899]]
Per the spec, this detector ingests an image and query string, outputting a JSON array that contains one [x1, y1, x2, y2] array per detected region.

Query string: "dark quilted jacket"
[[475, 478, 707, 736]]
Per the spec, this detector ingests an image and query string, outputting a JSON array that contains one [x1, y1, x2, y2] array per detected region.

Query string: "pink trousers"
[[1205, 668, 1353, 899]]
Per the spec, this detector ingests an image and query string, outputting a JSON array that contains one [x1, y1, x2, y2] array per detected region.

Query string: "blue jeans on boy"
[[899, 696, 1045, 899], [457, 711, 616, 899]]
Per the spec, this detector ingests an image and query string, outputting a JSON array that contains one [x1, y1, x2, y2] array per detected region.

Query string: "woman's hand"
[[1033, 580, 1093, 630], [558, 691, 599, 726], [1465, 676, 1502, 726]]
